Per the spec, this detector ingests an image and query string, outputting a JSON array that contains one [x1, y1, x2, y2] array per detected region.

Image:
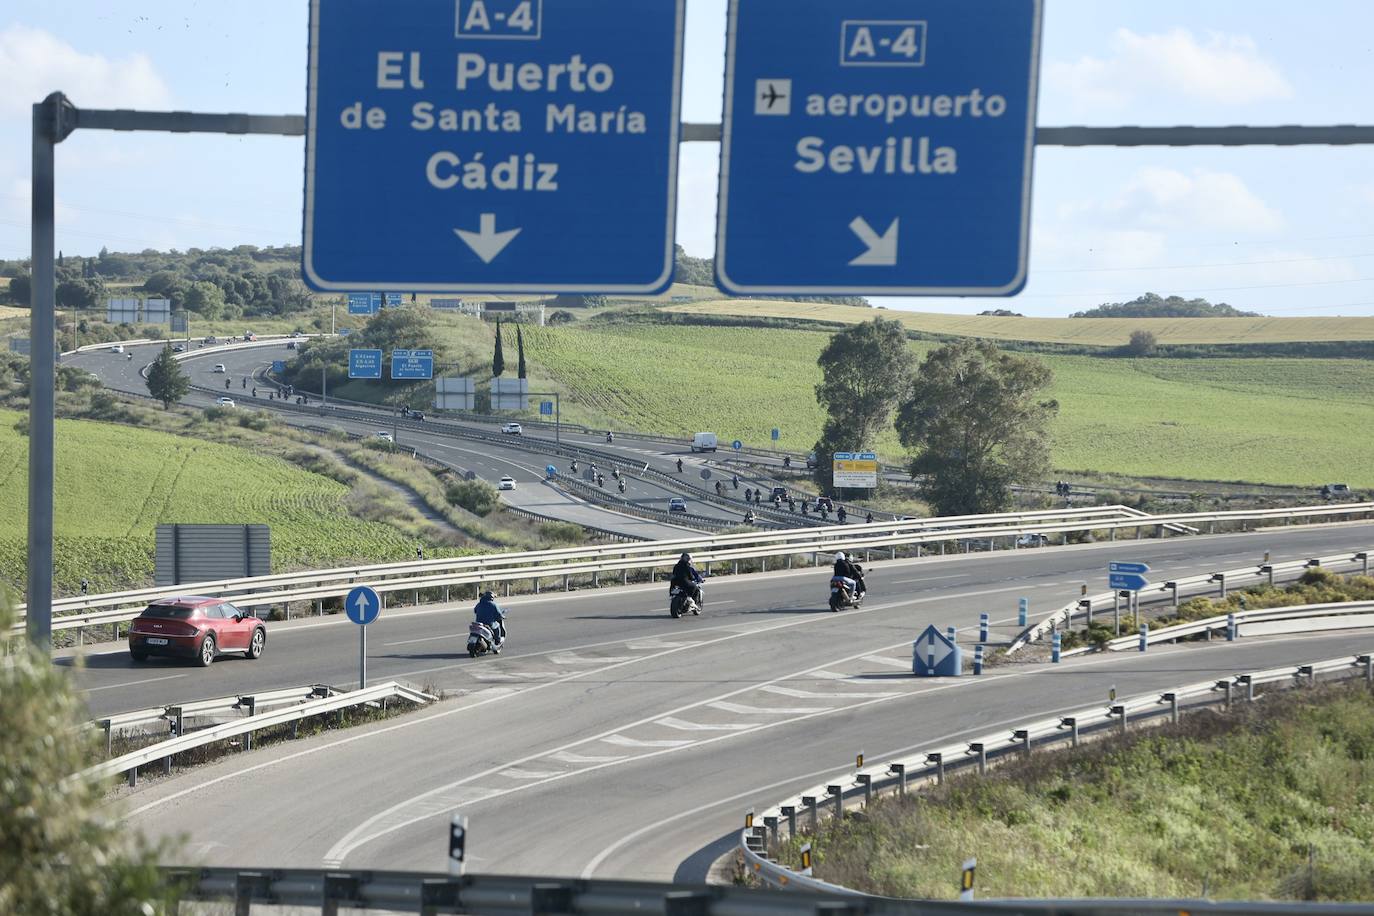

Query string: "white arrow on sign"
[[915, 630, 953, 669], [848, 216, 899, 267], [352, 593, 370, 618], [455, 213, 521, 264]]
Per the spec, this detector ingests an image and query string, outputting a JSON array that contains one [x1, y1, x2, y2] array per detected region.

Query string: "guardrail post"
[[1061, 716, 1079, 746], [802, 795, 818, 830], [1359, 552, 1370, 576], [856, 774, 872, 807], [1214, 572, 1227, 598], [1139, 624, 1149, 652], [1218, 679, 1233, 710], [764, 815, 779, 846], [969, 742, 987, 774], [1261, 564, 1275, 586], [1135, 525, 1141, 540], [781, 805, 797, 837], [1113, 591, 1122, 635], [322, 873, 361, 916], [530, 883, 574, 916], [1167, 581, 1179, 609], [889, 763, 907, 795], [973, 644, 984, 675], [563, 575, 570, 591], [927, 752, 944, 785], [1299, 664, 1316, 686], [827, 784, 844, 818], [234, 872, 271, 916], [1237, 674, 1254, 702], [978, 613, 989, 643], [663, 892, 713, 916], [1051, 632, 1061, 663], [1227, 613, 1237, 641], [1162, 692, 1179, 723], [1014, 729, 1031, 757], [1362, 654, 1374, 686], [1111, 703, 1127, 734], [1079, 598, 1092, 627]]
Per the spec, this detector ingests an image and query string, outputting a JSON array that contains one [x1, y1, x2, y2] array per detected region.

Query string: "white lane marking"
[[497, 768, 565, 780], [550, 750, 627, 765], [810, 670, 850, 680], [601, 734, 694, 749], [862, 654, 912, 670], [893, 574, 970, 584], [764, 685, 899, 700], [654, 716, 755, 732], [84, 674, 185, 693], [549, 653, 637, 666], [624, 640, 697, 650], [465, 671, 521, 681], [708, 700, 830, 715]]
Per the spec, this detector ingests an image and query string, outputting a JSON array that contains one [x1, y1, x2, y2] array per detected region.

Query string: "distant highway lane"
[[84, 523, 1374, 880]]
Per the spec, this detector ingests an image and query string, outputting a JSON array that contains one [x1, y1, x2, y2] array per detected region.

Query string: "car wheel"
[[197, 633, 217, 667], [246, 627, 266, 660], [130, 650, 147, 662]]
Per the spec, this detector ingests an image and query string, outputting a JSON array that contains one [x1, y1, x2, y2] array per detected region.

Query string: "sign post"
[[716, 0, 1043, 296], [303, 0, 687, 293], [346, 585, 381, 689]]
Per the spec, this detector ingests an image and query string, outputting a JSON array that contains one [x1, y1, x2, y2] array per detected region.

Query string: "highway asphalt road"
[[80, 523, 1374, 880]]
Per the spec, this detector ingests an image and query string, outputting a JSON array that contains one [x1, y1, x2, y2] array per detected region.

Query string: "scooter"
[[467, 621, 504, 657], [668, 582, 703, 618], [829, 566, 865, 612]]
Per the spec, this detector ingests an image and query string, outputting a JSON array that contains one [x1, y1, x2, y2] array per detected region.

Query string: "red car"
[[128, 596, 266, 666]]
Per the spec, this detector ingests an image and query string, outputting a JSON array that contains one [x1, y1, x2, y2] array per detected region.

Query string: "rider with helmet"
[[473, 590, 508, 651], [670, 552, 703, 607], [833, 551, 866, 598]]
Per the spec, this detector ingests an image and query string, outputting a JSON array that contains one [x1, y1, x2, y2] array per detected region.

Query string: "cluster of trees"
[[1072, 293, 1262, 319], [812, 319, 1059, 516], [284, 307, 449, 394], [491, 320, 529, 378]]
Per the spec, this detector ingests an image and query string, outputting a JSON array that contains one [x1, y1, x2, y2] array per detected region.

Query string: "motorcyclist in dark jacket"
[[832, 551, 866, 597], [473, 591, 507, 649], [671, 552, 703, 605]]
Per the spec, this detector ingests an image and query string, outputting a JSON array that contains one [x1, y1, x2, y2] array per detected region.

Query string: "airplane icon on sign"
[[753, 78, 791, 115]]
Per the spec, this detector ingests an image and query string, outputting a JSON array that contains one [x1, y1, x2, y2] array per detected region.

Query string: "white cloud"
[[1061, 167, 1284, 235], [0, 24, 172, 116], [1048, 28, 1294, 111]]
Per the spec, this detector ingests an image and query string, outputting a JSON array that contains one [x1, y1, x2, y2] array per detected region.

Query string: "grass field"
[[0, 409, 428, 596], [511, 323, 1374, 488], [666, 299, 1374, 346]]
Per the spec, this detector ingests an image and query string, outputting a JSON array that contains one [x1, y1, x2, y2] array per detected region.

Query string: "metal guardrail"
[[1088, 600, 1374, 654], [90, 683, 336, 753], [1009, 549, 1373, 653], [739, 653, 1374, 896], [78, 681, 433, 787]]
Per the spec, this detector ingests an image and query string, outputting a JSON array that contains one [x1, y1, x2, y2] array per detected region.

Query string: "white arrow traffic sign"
[[915, 628, 953, 669], [455, 213, 522, 264], [848, 217, 899, 266]]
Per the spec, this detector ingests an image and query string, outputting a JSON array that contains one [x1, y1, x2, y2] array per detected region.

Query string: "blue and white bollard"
[[978, 613, 989, 643], [1051, 632, 1061, 663], [1226, 613, 1236, 641], [947, 626, 957, 645], [1018, 598, 1028, 628], [1139, 624, 1149, 652], [973, 644, 984, 675]]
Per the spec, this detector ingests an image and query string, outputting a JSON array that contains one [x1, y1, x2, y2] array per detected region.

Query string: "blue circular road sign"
[[732, 440, 743, 451], [700, 468, 712, 480], [346, 585, 381, 625]]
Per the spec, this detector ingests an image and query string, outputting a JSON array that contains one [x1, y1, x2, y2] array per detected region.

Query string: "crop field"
[[517, 324, 1374, 488], [0, 410, 425, 596], [665, 299, 1374, 346]]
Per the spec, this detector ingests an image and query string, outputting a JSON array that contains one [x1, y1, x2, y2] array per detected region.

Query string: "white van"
[[691, 432, 718, 452]]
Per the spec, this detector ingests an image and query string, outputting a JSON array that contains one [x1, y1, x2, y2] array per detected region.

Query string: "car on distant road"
[[375, 431, 394, 443], [1016, 533, 1051, 548], [805, 452, 817, 470], [204, 335, 218, 345], [290, 331, 303, 338], [212, 363, 227, 373], [215, 397, 236, 408], [770, 486, 788, 502], [128, 596, 266, 666], [690, 432, 718, 452], [814, 496, 834, 512], [172, 344, 185, 352], [668, 497, 687, 513], [109, 344, 125, 353], [243, 331, 257, 341], [498, 476, 516, 491], [501, 422, 523, 435]]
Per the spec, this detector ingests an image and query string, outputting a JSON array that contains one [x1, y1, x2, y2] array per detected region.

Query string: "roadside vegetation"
[[777, 679, 1374, 901]]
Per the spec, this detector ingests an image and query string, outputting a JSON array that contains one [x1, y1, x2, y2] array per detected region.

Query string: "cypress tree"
[[516, 324, 527, 379], [492, 319, 505, 376]]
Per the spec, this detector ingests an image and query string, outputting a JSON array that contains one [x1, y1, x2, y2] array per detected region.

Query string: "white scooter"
[[467, 621, 505, 657]]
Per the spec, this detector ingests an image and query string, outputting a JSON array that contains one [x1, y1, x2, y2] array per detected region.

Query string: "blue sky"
[[1, 1, 1371, 316]]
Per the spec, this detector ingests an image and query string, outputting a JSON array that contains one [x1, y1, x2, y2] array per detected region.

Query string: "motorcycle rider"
[[833, 551, 866, 599], [473, 590, 507, 651], [676, 458, 683, 473], [670, 552, 703, 608], [606, 431, 614, 443]]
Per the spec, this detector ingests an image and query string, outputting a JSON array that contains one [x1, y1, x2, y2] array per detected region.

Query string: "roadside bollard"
[[978, 613, 989, 643], [1227, 613, 1237, 641], [1051, 632, 1061, 663], [1017, 597, 1028, 628], [1139, 624, 1149, 652], [946, 626, 957, 645], [973, 644, 984, 675]]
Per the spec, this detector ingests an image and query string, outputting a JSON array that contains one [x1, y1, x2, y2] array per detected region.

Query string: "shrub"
[[1126, 329, 1158, 356], [446, 478, 500, 516], [537, 521, 585, 545]]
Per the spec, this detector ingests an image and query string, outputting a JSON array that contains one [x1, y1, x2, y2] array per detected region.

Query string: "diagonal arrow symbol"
[[455, 213, 521, 264], [848, 216, 899, 267]]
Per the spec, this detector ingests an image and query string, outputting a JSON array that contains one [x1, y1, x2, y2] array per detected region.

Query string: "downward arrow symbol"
[[455, 213, 521, 264], [848, 216, 899, 267]]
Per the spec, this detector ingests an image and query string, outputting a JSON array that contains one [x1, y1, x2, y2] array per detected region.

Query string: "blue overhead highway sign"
[[540, 400, 554, 416], [715, 0, 1043, 296], [390, 349, 435, 380], [1109, 561, 1150, 575], [384, 293, 404, 308], [345, 585, 381, 625], [303, 0, 687, 294], [1109, 573, 1150, 592], [348, 348, 383, 379]]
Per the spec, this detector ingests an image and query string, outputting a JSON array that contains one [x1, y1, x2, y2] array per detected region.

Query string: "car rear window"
[[141, 604, 196, 619]]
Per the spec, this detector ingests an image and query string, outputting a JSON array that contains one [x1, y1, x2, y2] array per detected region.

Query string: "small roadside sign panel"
[[303, 0, 687, 294], [715, 0, 1043, 296], [1108, 572, 1149, 592], [1109, 561, 1150, 574], [348, 348, 383, 379]]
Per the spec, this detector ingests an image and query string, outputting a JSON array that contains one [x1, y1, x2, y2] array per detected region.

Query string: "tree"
[[55, 278, 103, 310], [1126, 329, 1158, 356], [492, 319, 505, 377], [7, 272, 30, 305], [184, 280, 225, 319], [0, 598, 176, 914], [145, 344, 190, 409], [548, 309, 575, 325], [516, 324, 527, 379], [895, 340, 1058, 516]]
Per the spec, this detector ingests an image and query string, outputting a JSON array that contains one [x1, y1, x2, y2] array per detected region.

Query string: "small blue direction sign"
[[349, 348, 383, 379], [390, 349, 435, 380], [771, 427, 780, 441], [540, 400, 554, 416], [348, 292, 381, 315], [346, 585, 381, 625], [272, 360, 287, 373], [303, 0, 687, 293], [912, 624, 961, 677], [716, 0, 1043, 296], [1109, 561, 1150, 575], [1109, 573, 1150, 592], [732, 439, 743, 451], [384, 293, 404, 308]]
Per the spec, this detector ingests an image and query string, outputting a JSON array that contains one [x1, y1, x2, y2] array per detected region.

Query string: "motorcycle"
[[467, 621, 504, 657], [829, 565, 865, 612], [668, 582, 703, 619]]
